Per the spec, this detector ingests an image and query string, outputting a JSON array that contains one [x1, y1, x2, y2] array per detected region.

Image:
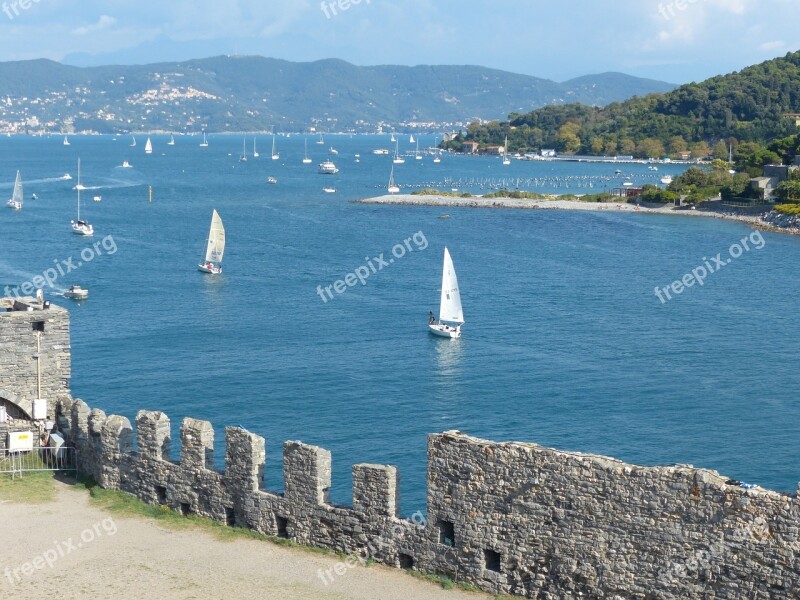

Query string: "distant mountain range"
[[0, 56, 676, 134]]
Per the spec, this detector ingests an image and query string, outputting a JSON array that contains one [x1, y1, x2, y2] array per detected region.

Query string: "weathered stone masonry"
[[57, 396, 800, 599], [0, 300, 71, 421], [4, 302, 799, 598]]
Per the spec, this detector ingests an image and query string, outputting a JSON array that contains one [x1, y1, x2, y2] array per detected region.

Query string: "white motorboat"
[[198, 209, 225, 274], [6, 170, 23, 210], [318, 160, 339, 174], [93, 195, 102, 202], [120, 161, 133, 168], [267, 176, 278, 185], [661, 175, 674, 185], [323, 187, 336, 194], [373, 149, 389, 155], [63, 285, 89, 300], [429, 247, 464, 339], [70, 159, 94, 236]]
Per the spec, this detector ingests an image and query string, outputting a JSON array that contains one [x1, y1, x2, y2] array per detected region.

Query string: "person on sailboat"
[[429, 311, 435, 325]]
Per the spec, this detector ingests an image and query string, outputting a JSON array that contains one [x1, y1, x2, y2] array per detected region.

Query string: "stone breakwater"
[[355, 194, 644, 212], [56, 396, 800, 599], [759, 210, 800, 234]]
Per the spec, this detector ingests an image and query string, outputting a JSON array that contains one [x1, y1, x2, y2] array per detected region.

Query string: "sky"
[[0, 0, 798, 84]]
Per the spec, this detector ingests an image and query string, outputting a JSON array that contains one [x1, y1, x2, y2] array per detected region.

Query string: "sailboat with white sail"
[[240, 137, 248, 162], [63, 136, 70, 146], [428, 247, 464, 339], [502, 136, 511, 166], [130, 135, 137, 147], [253, 138, 259, 158], [200, 132, 209, 147], [6, 171, 23, 210], [409, 134, 415, 144], [303, 138, 313, 164], [388, 166, 400, 194], [145, 137, 153, 154], [198, 209, 225, 274], [168, 134, 175, 146], [415, 138, 422, 160], [71, 159, 93, 236], [271, 135, 279, 160]]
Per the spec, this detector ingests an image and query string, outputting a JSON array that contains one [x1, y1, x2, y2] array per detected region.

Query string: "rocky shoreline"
[[758, 210, 800, 235]]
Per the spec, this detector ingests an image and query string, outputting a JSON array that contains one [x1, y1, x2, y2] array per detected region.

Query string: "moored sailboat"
[[303, 138, 313, 164], [271, 135, 279, 160], [198, 209, 225, 274], [70, 159, 94, 236], [168, 134, 176, 146], [145, 137, 153, 154], [200, 132, 209, 147], [388, 166, 400, 194], [428, 247, 464, 339]]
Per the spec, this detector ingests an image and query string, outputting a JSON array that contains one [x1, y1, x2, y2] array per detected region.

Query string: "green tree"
[[556, 122, 581, 154], [691, 141, 711, 159], [637, 138, 666, 159], [776, 180, 800, 202], [667, 135, 688, 155]]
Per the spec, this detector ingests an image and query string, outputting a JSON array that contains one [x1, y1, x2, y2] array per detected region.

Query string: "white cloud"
[[71, 15, 117, 36], [759, 40, 786, 52]]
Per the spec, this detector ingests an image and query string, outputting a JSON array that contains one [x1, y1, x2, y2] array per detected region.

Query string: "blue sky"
[[0, 0, 798, 83]]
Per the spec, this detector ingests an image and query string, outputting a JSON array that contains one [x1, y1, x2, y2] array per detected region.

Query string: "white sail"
[[439, 247, 464, 324], [168, 134, 175, 146], [12, 171, 23, 204], [145, 137, 153, 154], [204, 209, 226, 264]]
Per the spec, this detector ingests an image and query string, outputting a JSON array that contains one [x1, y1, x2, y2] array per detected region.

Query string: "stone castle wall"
[[58, 396, 800, 599], [0, 301, 71, 419]]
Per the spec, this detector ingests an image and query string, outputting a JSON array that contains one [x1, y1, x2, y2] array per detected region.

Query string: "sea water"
[[1, 135, 798, 514]]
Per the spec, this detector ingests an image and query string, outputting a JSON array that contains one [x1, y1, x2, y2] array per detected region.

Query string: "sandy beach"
[[356, 194, 766, 228], [0, 480, 491, 600]]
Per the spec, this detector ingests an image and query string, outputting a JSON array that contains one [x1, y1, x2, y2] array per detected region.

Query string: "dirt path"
[[0, 481, 491, 600]]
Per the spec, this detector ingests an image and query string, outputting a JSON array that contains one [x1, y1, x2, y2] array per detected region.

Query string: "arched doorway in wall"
[[0, 392, 32, 421]]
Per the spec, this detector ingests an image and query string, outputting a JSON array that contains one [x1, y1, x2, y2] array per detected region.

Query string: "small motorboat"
[[323, 187, 336, 194], [93, 195, 102, 202], [120, 161, 133, 168], [267, 177, 278, 185], [63, 285, 89, 300]]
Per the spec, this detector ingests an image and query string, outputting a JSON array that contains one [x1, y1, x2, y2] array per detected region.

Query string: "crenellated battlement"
[[54, 396, 800, 599]]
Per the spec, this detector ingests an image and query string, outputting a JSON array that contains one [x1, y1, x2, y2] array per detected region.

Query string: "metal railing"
[[0, 447, 76, 479]]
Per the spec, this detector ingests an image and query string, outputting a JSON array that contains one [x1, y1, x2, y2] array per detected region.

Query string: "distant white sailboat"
[[316, 133, 325, 145], [70, 159, 93, 236], [409, 134, 415, 144], [168, 134, 176, 146], [390, 133, 396, 143], [393, 140, 405, 164], [388, 166, 400, 194], [130, 135, 137, 147], [200, 132, 209, 147], [271, 135, 279, 160], [253, 137, 259, 158], [428, 247, 464, 339], [240, 137, 248, 162], [303, 138, 313, 164], [415, 138, 422, 161], [503, 136, 511, 166], [198, 209, 225, 274], [6, 170, 23, 210], [145, 137, 153, 154], [63, 136, 70, 146]]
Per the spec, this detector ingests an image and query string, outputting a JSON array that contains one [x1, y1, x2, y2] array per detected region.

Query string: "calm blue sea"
[[1, 135, 798, 514]]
